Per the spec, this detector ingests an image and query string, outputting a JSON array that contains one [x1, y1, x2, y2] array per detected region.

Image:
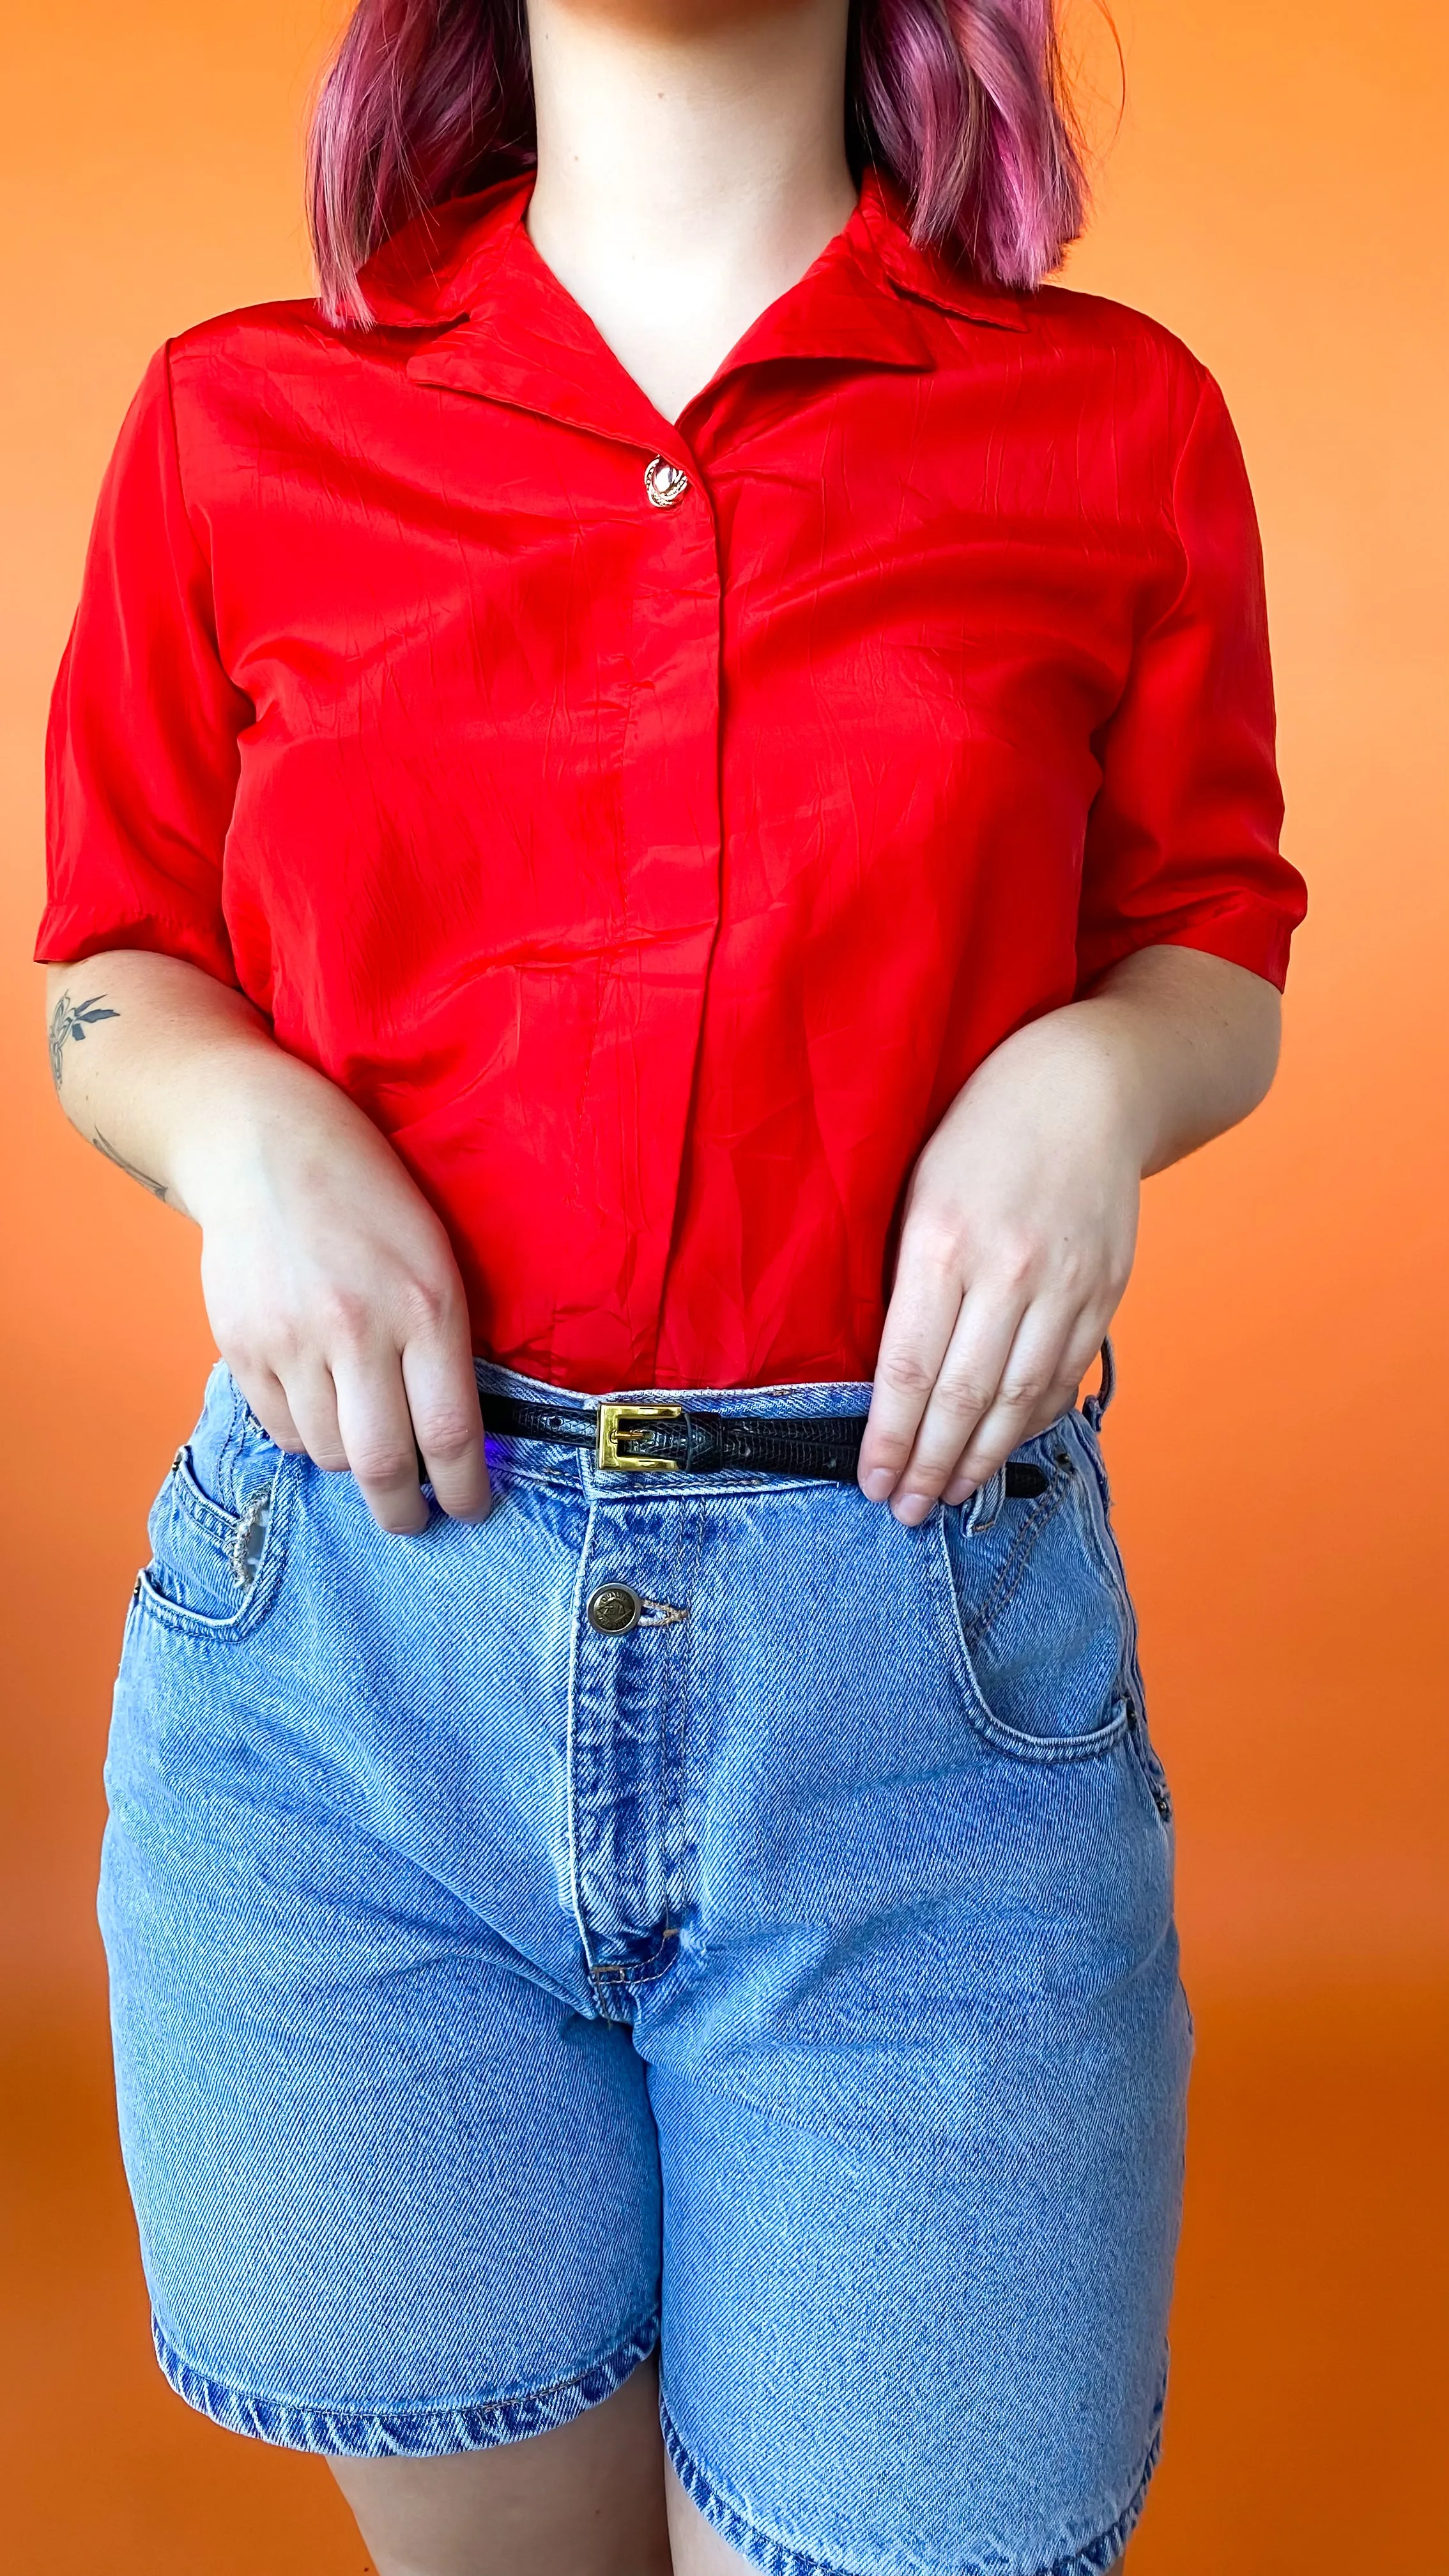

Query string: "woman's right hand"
[[44, 950, 488, 1533], [183, 1080, 490, 1535]]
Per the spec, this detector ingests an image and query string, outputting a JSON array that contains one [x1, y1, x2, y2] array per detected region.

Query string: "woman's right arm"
[[43, 949, 489, 1531]]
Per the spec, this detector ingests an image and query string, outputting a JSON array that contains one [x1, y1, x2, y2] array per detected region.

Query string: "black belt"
[[482, 1393, 1048, 1494]]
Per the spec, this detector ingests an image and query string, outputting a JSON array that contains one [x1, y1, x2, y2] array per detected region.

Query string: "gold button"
[[586, 1582, 643, 1636], [643, 457, 690, 510]]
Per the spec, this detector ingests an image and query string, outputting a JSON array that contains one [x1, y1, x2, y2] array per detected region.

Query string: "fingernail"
[[891, 1491, 933, 1526], [861, 1469, 896, 1503]]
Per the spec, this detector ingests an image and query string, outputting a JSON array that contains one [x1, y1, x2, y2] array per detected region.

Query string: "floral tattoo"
[[48, 987, 119, 1089]]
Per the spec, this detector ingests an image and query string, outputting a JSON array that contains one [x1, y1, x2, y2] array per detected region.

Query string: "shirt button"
[[586, 1581, 643, 1636], [643, 457, 690, 510]]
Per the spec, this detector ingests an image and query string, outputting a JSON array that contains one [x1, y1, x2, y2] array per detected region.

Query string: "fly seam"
[[566, 1484, 603, 1980], [651, 1497, 683, 1939], [667, 1494, 706, 1938]]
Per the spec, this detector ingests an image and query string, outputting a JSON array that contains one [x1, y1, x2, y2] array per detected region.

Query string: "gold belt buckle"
[[596, 1402, 684, 1473]]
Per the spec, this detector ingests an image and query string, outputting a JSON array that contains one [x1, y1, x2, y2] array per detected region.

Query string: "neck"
[[523, 0, 857, 421]]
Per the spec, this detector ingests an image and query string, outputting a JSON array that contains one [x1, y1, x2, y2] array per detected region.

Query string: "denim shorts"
[[101, 1353, 1190, 2576]]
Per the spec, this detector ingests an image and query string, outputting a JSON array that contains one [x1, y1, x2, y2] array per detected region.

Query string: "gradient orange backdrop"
[[3, 4, 1446, 2569]]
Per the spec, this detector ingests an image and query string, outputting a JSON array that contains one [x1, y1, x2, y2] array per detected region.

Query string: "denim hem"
[[152, 2310, 659, 2458], [659, 2396, 1162, 2576]]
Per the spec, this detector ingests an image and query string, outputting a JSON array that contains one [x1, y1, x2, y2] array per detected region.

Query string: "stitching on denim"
[[650, 1489, 683, 1951], [590, 1473, 853, 1499], [942, 1427, 1146, 1765], [568, 1640, 691, 1996], [658, 2393, 1162, 2576], [1059, 1422, 1131, 1613], [167, 1448, 241, 1546], [1060, 1418, 1147, 1723], [483, 1451, 584, 1496], [592, 1924, 680, 1984], [579, 1492, 707, 2005], [972, 1694, 1133, 1765], [963, 1467, 1068, 1650], [153, 2310, 659, 2458], [212, 1372, 245, 1515], [565, 1484, 602, 1984], [220, 1363, 279, 1512], [930, 1515, 1133, 1767], [1123, 1705, 1173, 1827], [668, 1494, 707, 1943], [133, 1453, 295, 1645], [137, 1474, 286, 1637], [647, 1481, 706, 1963]]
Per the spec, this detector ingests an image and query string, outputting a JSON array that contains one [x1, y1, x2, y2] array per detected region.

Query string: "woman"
[[36, 0, 1305, 2567]]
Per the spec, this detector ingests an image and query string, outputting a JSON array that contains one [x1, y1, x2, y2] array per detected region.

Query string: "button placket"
[[570, 1503, 696, 1993], [556, 441, 719, 1390]]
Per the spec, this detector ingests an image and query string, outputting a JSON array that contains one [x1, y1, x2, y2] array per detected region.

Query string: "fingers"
[[331, 1351, 433, 1535], [857, 1233, 981, 1503], [226, 1294, 488, 1537], [862, 1276, 1105, 1526], [273, 1356, 349, 1472], [401, 1319, 489, 1522], [226, 1364, 309, 1455], [940, 1305, 1101, 1503], [864, 1287, 1029, 1521], [331, 1282, 489, 1533]]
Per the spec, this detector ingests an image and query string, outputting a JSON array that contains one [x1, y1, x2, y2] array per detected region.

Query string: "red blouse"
[[38, 173, 1305, 1394]]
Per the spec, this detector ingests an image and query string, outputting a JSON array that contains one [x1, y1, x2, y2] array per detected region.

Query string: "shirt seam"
[[160, 339, 215, 583], [1151, 358, 1215, 641]]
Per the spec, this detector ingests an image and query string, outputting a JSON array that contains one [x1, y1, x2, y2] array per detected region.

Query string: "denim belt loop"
[[965, 1466, 1008, 1535], [1082, 1337, 1117, 1435]]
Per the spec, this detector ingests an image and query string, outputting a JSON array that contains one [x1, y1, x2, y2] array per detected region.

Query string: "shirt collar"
[[853, 174, 1028, 334], [358, 166, 1025, 448]]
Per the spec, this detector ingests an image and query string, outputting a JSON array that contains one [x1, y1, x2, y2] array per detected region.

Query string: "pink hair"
[[307, 0, 1088, 328]]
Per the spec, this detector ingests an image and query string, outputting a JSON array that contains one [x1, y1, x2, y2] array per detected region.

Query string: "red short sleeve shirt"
[[38, 174, 1305, 1393]]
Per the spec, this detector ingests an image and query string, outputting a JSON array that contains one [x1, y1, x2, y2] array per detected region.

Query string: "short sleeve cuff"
[[33, 899, 240, 990], [1076, 892, 1299, 996]]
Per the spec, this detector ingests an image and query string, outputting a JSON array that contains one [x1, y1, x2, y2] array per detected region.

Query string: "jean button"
[[586, 1582, 642, 1635]]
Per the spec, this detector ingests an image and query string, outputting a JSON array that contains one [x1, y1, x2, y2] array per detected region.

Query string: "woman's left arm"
[[858, 945, 1282, 1521]]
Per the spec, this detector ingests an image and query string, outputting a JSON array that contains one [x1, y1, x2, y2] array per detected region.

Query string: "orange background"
[[3, 3, 1446, 2568]]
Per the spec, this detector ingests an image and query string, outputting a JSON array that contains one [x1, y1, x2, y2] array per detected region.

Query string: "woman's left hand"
[[858, 1004, 1142, 1522], [857, 947, 1284, 1522]]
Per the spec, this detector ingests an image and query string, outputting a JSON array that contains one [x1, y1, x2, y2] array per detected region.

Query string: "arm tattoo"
[[49, 987, 120, 1089], [93, 1129, 169, 1202]]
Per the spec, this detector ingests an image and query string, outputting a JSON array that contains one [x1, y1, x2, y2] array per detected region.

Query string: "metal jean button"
[[586, 1581, 643, 1636]]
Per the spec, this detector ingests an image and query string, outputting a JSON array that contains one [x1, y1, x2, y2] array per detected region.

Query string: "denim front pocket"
[[136, 1366, 291, 1641], [934, 1416, 1137, 1761]]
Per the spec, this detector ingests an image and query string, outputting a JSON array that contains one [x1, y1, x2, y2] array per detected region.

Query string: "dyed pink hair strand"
[[308, 0, 1088, 326]]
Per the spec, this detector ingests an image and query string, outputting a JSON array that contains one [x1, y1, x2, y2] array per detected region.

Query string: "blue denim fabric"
[[101, 1354, 1190, 2576]]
